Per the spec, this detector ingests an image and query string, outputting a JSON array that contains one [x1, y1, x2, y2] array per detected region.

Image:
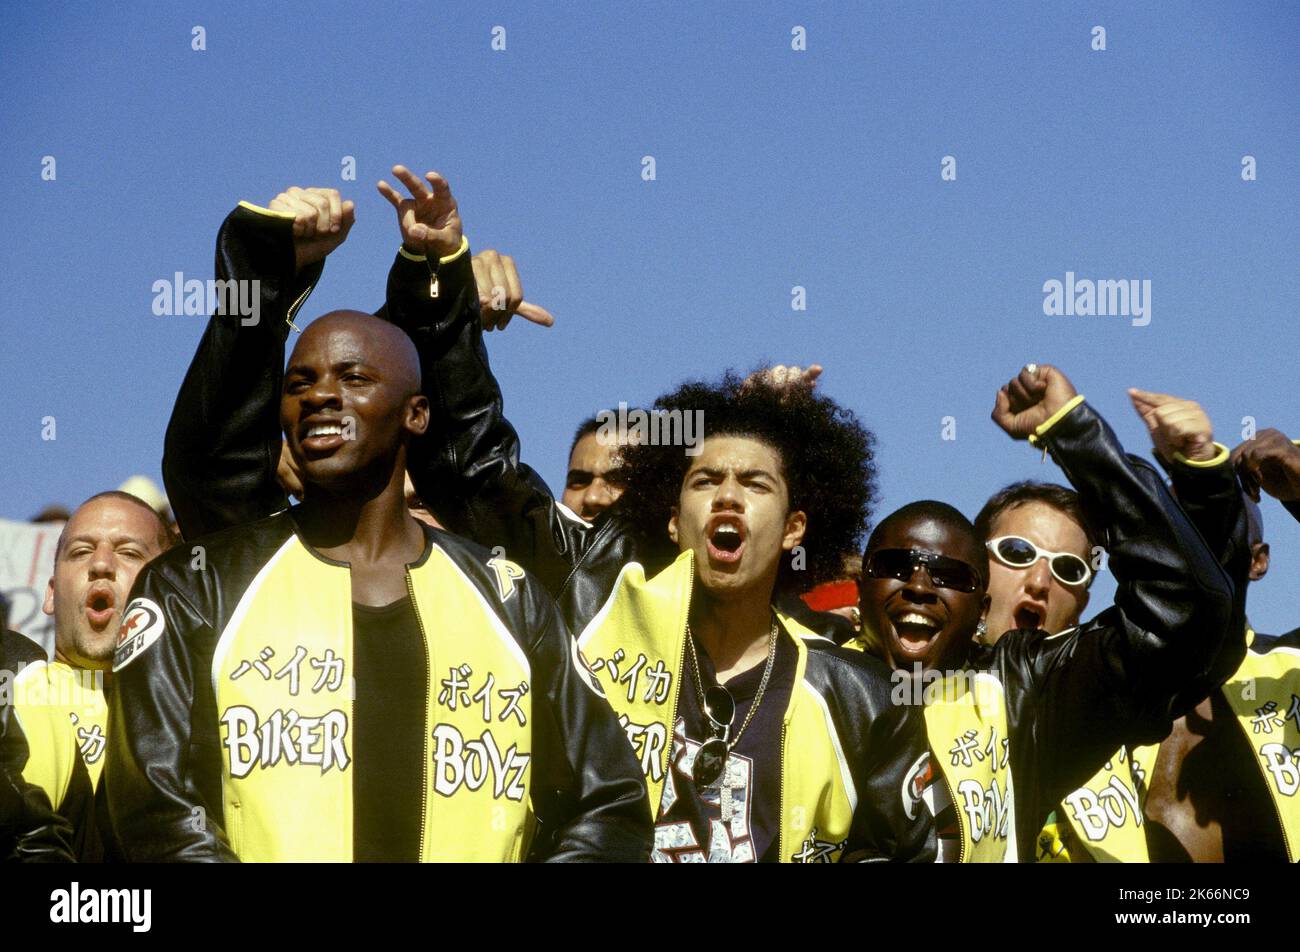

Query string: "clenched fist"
[[1233, 429, 1300, 502], [1128, 389, 1217, 463], [376, 165, 462, 260], [991, 364, 1078, 440], [268, 187, 356, 274]]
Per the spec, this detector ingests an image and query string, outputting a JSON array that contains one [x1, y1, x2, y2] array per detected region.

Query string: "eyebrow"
[[285, 358, 375, 377], [688, 467, 777, 481], [61, 534, 151, 551]]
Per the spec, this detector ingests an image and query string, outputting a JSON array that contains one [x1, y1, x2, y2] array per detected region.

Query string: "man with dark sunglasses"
[[850, 364, 1241, 862]]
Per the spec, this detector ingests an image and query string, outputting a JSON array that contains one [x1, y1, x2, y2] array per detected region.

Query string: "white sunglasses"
[[986, 536, 1092, 587]]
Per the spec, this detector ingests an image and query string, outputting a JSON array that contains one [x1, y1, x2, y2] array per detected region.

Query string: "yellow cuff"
[[237, 200, 296, 220], [397, 234, 469, 264], [1028, 394, 1086, 447], [1172, 442, 1230, 469]]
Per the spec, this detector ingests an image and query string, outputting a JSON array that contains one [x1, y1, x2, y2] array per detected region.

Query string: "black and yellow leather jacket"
[[1, 628, 76, 862], [125, 202, 652, 862], [104, 509, 651, 862]]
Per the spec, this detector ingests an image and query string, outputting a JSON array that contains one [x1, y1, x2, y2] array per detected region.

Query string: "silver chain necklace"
[[685, 617, 779, 757]]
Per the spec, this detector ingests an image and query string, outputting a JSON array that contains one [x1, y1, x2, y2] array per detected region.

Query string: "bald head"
[[290, 311, 421, 399], [281, 310, 430, 491]]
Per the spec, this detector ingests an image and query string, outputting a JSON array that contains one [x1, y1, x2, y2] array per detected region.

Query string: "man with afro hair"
[[404, 255, 936, 863]]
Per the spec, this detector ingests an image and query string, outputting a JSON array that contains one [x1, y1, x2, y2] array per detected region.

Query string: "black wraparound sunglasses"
[[865, 548, 981, 593]]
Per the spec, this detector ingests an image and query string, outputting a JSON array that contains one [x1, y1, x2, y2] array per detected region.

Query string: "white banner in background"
[[0, 517, 60, 657]]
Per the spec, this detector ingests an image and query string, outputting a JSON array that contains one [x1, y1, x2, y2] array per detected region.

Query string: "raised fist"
[[1128, 389, 1217, 463], [376, 165, 462, 260], [991, 364, 1078, 440], [1232, 428, 1300, 502], [267, 187, 355, 273]]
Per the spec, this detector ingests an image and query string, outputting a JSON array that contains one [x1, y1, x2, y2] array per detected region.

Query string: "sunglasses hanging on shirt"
[[686, 620, 779, 790]]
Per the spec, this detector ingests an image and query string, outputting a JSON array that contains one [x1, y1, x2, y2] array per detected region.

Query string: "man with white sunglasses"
[[975, 483, 1097, 646]]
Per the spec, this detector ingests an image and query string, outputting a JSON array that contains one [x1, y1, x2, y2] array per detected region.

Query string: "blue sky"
[[1, 1, 1296, 630]]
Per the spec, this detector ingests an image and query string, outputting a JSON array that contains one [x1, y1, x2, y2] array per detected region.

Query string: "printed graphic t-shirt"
[[652, 632, 795, 862]]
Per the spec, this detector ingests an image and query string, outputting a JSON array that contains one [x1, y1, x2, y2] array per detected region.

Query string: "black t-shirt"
[[352, 597, 426, 862], [653, 631, 796, 862]]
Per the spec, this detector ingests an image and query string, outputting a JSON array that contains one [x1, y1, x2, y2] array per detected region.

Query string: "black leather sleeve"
[[162, 204, 322, 541], [1, 632, 76, 863], [813, 647, 936, 864], [103, 571, 237, 862], [384, 249, 595, 599], [519, 579, 652, 862], [1162, 451, 1252, 694], [1004, 401, 1239, 812], [0, 763, 75, 863]]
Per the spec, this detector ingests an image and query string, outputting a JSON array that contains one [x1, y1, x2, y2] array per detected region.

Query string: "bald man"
[[106, 176, 651, 862], [10, 491, 171, 861]]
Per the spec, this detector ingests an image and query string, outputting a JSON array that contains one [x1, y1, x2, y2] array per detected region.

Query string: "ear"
[[782, 509, 807, 550], [1249, 542, 1270, 582], [405, 395, 430, 437], [667, 506, 679, 546], [43, 576, 55, 617], [980, 592, 992, 621]]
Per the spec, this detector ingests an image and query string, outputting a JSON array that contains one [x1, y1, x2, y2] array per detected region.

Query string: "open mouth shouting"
[[705, 515, 747, 565], [888, 608, 944, 661], [1012, 599, 1048, 632], [84, 582, 118, 631], [299, 416, 348, 455]]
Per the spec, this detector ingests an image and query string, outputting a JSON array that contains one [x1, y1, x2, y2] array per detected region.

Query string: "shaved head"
[[281, 310, 430, 491], [290, 311, 422, 398]]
